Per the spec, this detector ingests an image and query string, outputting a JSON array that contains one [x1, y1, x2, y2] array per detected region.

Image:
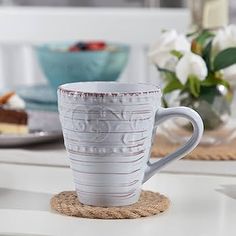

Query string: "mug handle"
[[143, 106, 204, 183]]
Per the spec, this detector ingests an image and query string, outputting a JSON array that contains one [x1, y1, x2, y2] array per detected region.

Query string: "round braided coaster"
[[50, 190, 170, 219]]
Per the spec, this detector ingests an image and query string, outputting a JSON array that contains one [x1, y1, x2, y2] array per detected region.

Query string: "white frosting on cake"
[[5, 94, 26, 110]]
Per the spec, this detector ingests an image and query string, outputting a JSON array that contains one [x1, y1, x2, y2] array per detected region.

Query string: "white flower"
[[176, 52, 208, 84], [213, 25, 236, 53], [212, 25, 236, 81], [223, 64, 236, 81], [149, 29, 190, 68], [164, 56, 179, 71]]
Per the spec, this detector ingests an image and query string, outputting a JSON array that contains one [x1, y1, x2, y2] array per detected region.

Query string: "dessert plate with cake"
[[0, 92, 62, 147]]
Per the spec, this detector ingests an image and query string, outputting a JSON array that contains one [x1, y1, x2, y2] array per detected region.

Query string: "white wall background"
[[1, 0, 236, 90]]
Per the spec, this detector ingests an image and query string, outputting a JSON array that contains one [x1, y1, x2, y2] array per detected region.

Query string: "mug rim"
[[58, 82, 161, 97]]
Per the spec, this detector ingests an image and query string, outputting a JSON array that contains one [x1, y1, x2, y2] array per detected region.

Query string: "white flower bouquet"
[[149, 26, 236, 130]]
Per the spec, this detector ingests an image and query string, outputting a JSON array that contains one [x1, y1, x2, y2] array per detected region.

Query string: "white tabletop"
[[0, 142, 236, 236], [0, 163, 235, 236]]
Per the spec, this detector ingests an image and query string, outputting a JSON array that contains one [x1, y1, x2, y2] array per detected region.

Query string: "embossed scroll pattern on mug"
[[71, 105, 152, 143]]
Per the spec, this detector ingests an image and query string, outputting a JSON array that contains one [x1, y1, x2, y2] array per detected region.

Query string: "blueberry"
[[75, 42, 88, 50]]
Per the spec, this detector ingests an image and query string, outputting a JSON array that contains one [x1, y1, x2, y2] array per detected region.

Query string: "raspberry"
[[87, 41, 106, 51]]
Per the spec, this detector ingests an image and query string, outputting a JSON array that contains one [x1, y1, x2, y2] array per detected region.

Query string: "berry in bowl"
[[34, 41, 130, 90], [68, 41, 107, 52]]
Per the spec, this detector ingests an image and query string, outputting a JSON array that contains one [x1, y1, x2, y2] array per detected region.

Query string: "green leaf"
[[200, 76, 216, 86], [202, 41, 212, 71], [213, 47, 236, 71], [162, 97, 169, 108], [164, 72, 175, 81], [195, 30, 214, 45], [188, 75, 201, 97], [191, 30, 214, 55], [157, 66, 177, 82], [170, 50, 183, 59], [157, 66, 174, 74], [186, 30, 199, 38], [163, 78, 184, 94], [215, 78, 230, 89], [200, 74, 230, 89]]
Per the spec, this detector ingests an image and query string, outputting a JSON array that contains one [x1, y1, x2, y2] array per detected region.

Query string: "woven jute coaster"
[[152, 135, 236, 161], [50, 190, 170, 219]]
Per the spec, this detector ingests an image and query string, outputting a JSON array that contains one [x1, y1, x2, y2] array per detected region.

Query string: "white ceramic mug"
[[58, 82, 203, 207]]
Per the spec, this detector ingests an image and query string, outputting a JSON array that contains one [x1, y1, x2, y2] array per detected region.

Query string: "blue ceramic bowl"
[[34, 42, 129, 90]]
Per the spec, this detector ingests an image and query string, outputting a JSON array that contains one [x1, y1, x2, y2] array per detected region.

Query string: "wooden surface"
[[152, 135, 236, 160]]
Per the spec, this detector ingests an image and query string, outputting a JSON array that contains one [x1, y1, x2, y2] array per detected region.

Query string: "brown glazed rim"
[[58, 82, 161, 97]]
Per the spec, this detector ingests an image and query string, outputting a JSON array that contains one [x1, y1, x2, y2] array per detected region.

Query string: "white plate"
[[0, 111, 62, 147]]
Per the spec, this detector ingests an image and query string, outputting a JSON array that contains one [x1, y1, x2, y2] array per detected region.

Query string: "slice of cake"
[[0, 92, 28, 134]]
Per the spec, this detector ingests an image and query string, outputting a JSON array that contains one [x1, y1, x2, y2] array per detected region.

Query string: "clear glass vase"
[[160, 85, 236, 146]]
